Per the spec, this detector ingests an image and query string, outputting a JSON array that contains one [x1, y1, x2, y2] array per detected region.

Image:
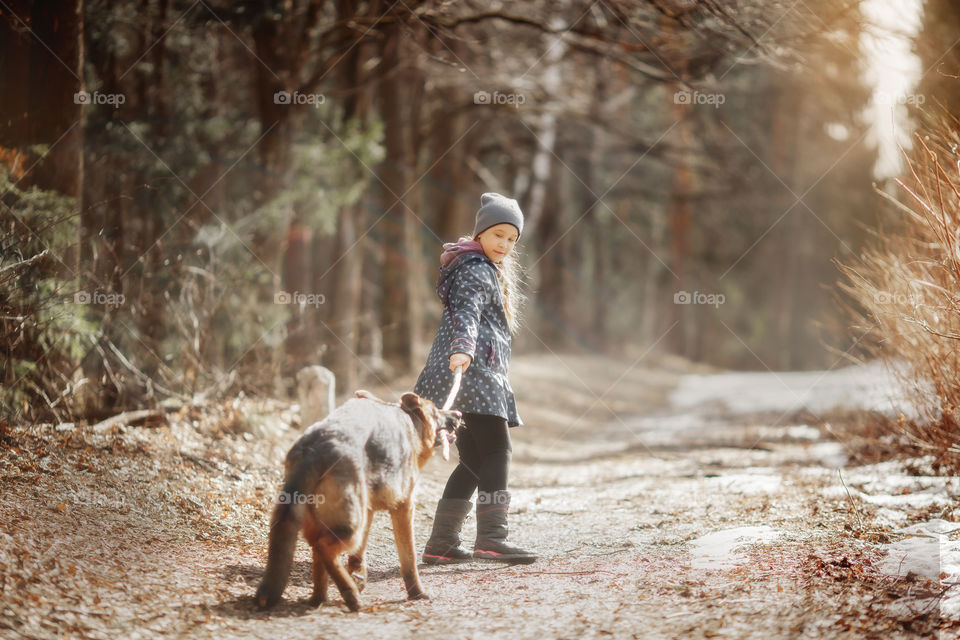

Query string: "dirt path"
[[1, 353, 955, 639]]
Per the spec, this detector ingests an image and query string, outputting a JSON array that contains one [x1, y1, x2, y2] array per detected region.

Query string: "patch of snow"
[[617, 412, 713, 434], [839, 460, 908, 484], [862, 475, 960, 496], [688, 526, 784, 570], [879, 519, 960, 619], [785, 425, 821, 440], [809, 442, 848, 468], [669, 360, 915, 417], [829, 463, 960, 510], [821, 484, 850, 499], [873, 507, 910, 527], [799, 466, 836, 478], [824, 462, 960, 619], [859, 488, 952, 509], [704, 473, 782, 495]]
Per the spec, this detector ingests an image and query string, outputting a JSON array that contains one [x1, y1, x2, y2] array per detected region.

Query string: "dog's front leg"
[[390, 501, 428, 600]]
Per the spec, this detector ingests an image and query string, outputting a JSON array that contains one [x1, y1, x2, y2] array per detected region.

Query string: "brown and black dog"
[[255, 391, 462, 611]]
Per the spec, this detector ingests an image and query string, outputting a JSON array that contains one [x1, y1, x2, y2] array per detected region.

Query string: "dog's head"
[[400, 392, 463, 462]]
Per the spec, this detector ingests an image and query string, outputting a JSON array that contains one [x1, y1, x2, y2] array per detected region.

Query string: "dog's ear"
[[400, 393, 428, 428], [400, 392, 422, 412], [400, 393, 437, 449]]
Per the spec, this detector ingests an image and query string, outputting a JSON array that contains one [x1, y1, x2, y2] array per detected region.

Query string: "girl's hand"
[[449, 352, 472, 371]]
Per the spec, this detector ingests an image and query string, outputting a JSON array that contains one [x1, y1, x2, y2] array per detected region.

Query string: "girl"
[[414, 192, 536, 565]]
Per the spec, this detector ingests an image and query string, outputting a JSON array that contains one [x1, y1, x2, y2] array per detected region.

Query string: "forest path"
[[1, 353, 953, 639]]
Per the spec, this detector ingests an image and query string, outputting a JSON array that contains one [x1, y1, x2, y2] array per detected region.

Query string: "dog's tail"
[[255, 479, 306, 609]]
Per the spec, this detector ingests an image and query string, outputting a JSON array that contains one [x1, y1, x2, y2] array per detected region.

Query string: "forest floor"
[[2, 351, 959, 639]]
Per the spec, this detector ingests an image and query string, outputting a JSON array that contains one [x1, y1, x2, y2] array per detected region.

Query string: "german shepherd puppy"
[[255, 391, 462, 611]]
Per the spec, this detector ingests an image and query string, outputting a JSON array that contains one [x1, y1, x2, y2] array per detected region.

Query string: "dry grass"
[[838, 120, 960, 473]]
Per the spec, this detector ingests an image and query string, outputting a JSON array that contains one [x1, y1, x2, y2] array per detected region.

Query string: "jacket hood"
[[440, 238, 483, 268], [436, 250, 492, 303]]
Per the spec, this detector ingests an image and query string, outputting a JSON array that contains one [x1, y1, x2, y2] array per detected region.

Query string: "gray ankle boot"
[[422, 498, 474, 564], [473, 490, 537, 564]]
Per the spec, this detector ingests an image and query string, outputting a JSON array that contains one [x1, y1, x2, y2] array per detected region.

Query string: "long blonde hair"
[[463, 235, 526, 334]]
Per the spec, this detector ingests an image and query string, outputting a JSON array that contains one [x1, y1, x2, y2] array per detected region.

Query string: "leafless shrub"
[[837, 120, 960, 472]]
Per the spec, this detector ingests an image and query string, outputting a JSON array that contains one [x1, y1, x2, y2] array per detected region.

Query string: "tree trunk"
[[428, 35, 472, 243], [24, 0, 84, 202], [523, 5, 568, 236], [329, 206, 362, 392], [0, 0, 33, 153], [531, 162, 565, 347], [667, 92, 692, 355], [282, 210, 313, 369], [771, 81, 802, 369], [314, 0, 380, 393], [377, 22, 420, 374]]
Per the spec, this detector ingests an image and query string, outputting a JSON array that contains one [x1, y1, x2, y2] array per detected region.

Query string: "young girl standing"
[[414, 192, 536, 565]]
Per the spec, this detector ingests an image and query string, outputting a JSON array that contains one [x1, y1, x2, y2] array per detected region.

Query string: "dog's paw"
[[351, 572, 367, 593], [307, 594, 325, 608], [254, 586, 280, 610], [407, 590, 430, 601]]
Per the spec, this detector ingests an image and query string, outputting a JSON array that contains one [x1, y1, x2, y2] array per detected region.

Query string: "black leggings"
[[441, 413, 512, 500]]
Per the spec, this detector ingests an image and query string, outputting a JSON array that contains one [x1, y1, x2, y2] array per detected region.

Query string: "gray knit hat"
[[473, 192, 524, 239]]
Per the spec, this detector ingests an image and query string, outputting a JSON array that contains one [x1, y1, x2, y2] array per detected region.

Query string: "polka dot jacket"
[[414, 251, 522, 427]]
